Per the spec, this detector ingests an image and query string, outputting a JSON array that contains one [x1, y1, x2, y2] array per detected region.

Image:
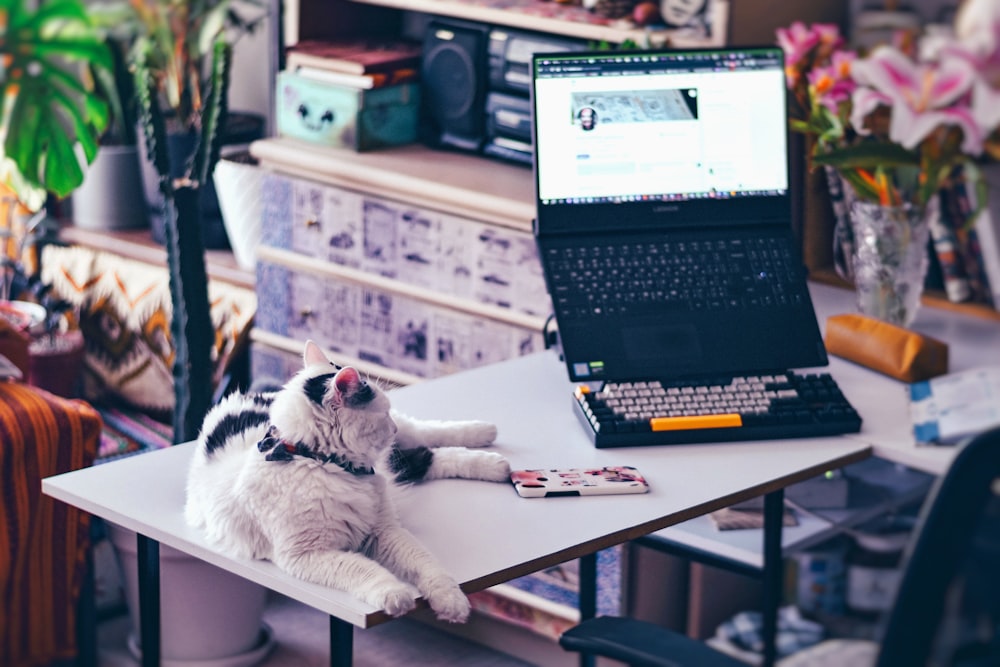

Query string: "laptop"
[[530, 47, 859, 446]]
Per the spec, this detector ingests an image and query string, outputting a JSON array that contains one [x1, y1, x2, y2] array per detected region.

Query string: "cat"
[[184, 339, 510, 623]]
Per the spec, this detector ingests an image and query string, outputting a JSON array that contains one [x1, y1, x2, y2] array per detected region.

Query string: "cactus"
[[134, 37, 232, 443]]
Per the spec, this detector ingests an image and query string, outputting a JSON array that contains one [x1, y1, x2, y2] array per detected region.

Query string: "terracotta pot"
[[28, 329, 85, 398], [0, 308, 31, 379]]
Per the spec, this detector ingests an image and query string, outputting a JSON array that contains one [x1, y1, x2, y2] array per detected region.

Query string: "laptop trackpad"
[[622, 324, 701, 363]]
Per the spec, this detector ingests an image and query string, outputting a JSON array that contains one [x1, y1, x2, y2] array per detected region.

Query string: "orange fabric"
[[0, 382, 101, 667]]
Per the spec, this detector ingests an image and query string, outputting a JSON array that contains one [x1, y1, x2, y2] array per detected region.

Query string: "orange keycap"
[[650, 414, 743, 431]]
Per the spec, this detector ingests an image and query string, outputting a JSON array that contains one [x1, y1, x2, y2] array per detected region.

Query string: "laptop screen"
[[532, 47, 790, 235]]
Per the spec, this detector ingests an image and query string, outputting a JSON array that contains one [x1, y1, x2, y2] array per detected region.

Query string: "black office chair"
[[560, 425, 1000, 667]]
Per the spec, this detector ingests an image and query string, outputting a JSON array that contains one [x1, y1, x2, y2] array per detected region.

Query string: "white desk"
[[809, 283, 1000, 475], [644, 283, 1000, 576], [43, 348, 872, 667]]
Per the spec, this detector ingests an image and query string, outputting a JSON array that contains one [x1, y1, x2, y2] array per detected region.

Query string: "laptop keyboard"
[[574, 371, 862, 447], [546, 237, 805, 320]]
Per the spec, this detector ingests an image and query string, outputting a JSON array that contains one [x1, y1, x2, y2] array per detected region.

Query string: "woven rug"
[[95, 405, 173, 462]]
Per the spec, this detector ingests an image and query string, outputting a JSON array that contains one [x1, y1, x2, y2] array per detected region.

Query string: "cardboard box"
[[276, 70, 419, 151]]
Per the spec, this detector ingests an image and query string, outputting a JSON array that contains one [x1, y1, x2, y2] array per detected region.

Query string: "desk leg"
[[136, 534, 160, 667], [578, 552, 597, 667], [761, 489, 784, 667], [329, 616, 353, 667]]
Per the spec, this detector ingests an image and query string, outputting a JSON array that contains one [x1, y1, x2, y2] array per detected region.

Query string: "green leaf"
[[198, 2, 230, 56], [812, 142, 920, 170], [34, 38, 114, 71], [191, 39, 229, 187], [0, 0, 113, 207], [27, 0, 90, 27], [134, 56, 172, 198], [43, 117, 85, 198], [840, 170, 880, 202]]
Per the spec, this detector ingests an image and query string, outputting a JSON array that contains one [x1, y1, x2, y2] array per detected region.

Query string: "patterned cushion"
[[40, 245, 257, 415], [0, 382, 101, 666]]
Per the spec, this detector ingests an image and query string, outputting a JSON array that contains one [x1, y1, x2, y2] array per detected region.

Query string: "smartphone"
[[510, 466, 649, 498]]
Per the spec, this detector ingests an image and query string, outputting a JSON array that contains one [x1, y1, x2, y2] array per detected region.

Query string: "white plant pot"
[[213, 154, 264, 271], [72, 145, 149, 230], [107, 523, 273, 666]]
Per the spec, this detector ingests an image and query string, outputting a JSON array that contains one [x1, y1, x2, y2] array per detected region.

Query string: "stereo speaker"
[[420, 20, 489, 152]]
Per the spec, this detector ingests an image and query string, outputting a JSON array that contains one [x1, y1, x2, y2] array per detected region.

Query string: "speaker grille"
[[423, 45, 475, 121], [421, 21, 488, 149]]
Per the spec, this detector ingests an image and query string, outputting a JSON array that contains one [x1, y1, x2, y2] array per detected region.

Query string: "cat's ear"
[[303, 340, 331, 367]]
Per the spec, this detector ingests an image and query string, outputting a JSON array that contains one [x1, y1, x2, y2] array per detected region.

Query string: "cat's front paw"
[[464, 421, 498, 448], [474, 451, 512, 482], [371, 583, 419, 617], [426, 585, 471, 623]]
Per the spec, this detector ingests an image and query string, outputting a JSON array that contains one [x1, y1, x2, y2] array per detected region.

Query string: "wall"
[[229, 0, 281, 136]]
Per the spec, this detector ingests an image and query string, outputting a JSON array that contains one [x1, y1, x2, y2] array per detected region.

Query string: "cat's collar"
[[257, 426, 375, 476]]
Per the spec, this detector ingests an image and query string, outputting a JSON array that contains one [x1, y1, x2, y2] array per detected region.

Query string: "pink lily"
[[809, 50, 856, 112], [955, 0, 1000, 87], [776, 21, 819, 69], [851, 46, 983, 153], [813, 23, 845, 53], [951, 0, 1000, 136], [850, 86, 893, 134]]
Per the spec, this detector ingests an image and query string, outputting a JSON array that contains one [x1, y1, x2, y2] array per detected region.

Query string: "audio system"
[[420, 20, 586, 164]]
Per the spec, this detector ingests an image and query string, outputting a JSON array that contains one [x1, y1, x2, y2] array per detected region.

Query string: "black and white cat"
[[184, 340, 510, 622]]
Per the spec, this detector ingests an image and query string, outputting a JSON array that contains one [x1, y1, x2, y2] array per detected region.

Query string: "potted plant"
[[87, 0, 267, 248], [1, 0, 113, 210], [22, 270, 85, 397], [1, 211, 84, 397], [91, 8, 274, 658], [70, 33, 149, 230], [776, 9, 1000, 327], [1, 0, 113, 386], [122, 0, 264, 442]]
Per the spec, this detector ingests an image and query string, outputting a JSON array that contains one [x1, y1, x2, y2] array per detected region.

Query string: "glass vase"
[[850, 199, 932, 328]]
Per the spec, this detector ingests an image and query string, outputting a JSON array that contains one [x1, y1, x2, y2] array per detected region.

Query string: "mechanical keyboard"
[[573, 371, 862, 448]]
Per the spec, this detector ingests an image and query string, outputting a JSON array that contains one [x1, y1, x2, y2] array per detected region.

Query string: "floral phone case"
[[510, 466, 649, 498]]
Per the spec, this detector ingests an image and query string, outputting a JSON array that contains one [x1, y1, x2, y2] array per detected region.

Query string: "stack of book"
[[285, 38, 422, 89], [928, 167, 997, 308], [276, 38, 423, 151]]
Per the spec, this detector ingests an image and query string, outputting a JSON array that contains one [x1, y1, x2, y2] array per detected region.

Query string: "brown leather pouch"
[[824, 313, 949, 382]]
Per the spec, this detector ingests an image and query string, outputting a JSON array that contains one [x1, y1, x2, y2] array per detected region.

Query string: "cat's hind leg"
[[369, 526, 470, 623], [272, 547, 419, 617]]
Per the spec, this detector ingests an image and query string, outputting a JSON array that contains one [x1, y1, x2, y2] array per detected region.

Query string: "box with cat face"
[[276, 71, 420, 151]]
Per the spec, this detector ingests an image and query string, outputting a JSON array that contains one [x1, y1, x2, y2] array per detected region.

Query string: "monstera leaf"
[[1, 0, 112, 206]]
